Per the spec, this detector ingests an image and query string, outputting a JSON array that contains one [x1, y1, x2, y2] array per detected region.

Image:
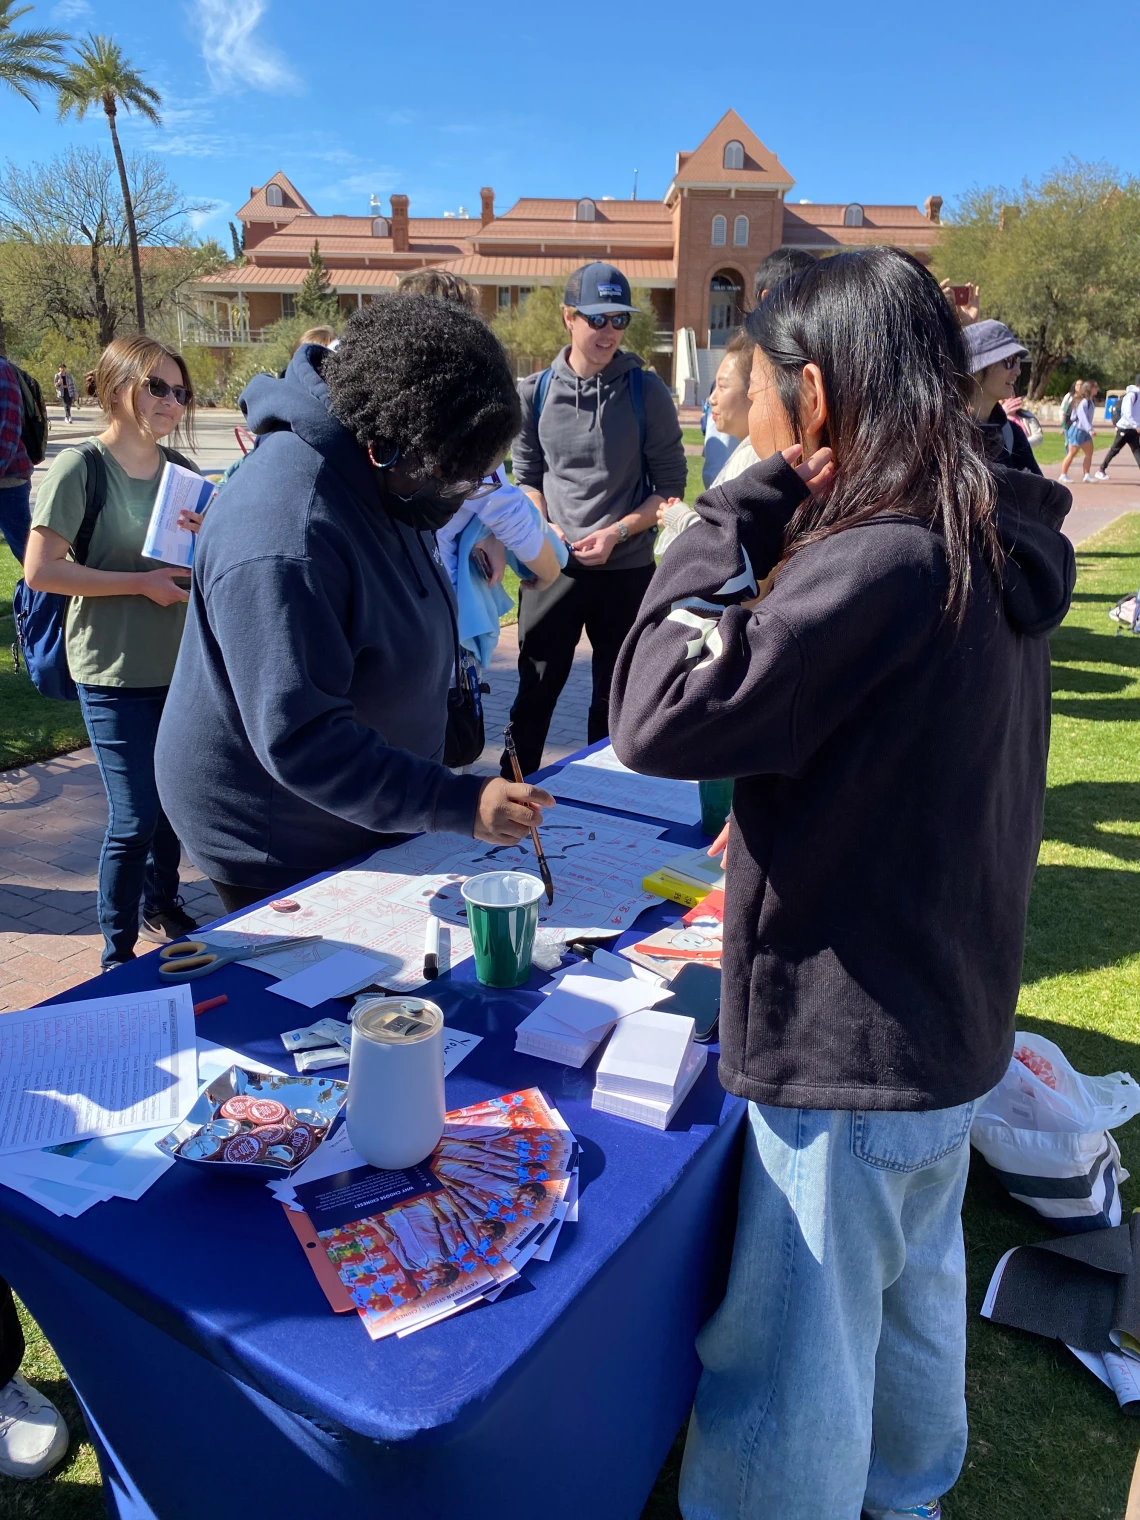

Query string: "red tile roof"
[[235, 172, 315, 223], [499, 198, 672, 224], [668, 109, 794, 192], [781, 203, 940, 249], [438, 255, 677, 284], [194, 264, 401, 291]]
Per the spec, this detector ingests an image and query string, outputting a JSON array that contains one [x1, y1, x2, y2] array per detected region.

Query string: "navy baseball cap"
[[563, 262, 639, 315]]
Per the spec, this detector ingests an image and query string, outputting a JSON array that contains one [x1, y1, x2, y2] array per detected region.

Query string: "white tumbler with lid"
[[347, 998, 445, 1170]]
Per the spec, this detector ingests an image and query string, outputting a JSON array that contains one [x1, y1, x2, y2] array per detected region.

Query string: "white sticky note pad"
[[540, 972, 668, 1034], [267, 949, 392, 1008]]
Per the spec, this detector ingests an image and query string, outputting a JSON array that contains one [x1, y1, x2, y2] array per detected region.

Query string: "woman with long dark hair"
[[610, 247, 1075, 1520]]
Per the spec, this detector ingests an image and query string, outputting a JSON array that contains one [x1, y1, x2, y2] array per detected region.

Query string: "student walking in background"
[[610, 247, 1075, 1520], [1095, 374, 1140, 479], [0, 354, 33, 561], [23, 337, 204, 967], [54, 363, 78, 423], [502, 262, 686, 778], [1059, 380, 1098, 482]]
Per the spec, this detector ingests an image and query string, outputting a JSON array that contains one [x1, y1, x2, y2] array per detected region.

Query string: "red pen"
[[193, 994, 228, 1016]]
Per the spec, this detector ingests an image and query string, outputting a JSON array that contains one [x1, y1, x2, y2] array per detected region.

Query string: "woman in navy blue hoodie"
[[157, 296, 553, 910], [610, 249, 1075, 1520]]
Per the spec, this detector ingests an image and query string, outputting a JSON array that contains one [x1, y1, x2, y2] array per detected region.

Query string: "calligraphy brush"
[[503, 723, 555, 905]]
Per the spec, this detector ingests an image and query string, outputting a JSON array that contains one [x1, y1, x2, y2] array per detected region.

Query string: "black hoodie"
[[610, 455, 1075, 1112]]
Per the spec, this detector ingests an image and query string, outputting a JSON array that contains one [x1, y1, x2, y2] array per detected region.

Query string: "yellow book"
[[641, 870, 712, 908]]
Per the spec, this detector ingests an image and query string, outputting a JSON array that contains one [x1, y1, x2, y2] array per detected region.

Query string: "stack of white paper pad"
[[592, 1008, 706, 1129], [514, 962, 671, 1068]]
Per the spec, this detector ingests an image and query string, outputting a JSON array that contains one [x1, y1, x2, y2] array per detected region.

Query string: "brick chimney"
[[924, 195, 943, 224], [391, 194, 409, 252], [480, 187, 495, 227]]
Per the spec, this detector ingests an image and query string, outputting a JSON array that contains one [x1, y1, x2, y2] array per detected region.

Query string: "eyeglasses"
[[576, 311, 631, 330], [1000, 354, 1024, 371], [146, 376, 191, 407]]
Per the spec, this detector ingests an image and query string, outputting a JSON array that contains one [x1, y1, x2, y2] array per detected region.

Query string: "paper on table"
[[539, 971, 669, 1035], [0, 986, 198, 1157], [594, 1008, 696, 1104], [267, 948, 394, 1008], [203, 883, 472, 988], [548, 745, 702, 827], [141, 461, 215, 568]]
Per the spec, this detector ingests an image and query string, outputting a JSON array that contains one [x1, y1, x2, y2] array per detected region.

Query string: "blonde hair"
[[85, 335, 195, 447], [297, 326, 337, 348]]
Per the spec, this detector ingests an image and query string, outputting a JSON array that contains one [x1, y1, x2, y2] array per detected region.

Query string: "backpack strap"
[[531, 367, 553, 427], [159, 444, 198, 473], [628, 366, 653, 501], [72, 441, 108, 567]]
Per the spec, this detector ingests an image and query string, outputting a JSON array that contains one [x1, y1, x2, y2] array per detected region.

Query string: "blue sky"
[[1, 0, 1134, 242]]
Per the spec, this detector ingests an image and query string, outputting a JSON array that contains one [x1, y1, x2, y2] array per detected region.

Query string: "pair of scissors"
[[158, 935, 322, 982]]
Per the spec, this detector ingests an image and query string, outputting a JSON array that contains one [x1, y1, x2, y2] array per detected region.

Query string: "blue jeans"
[[0, 480, 31, 562], [680, 1099, 975, 1520], [77, 685, 183, 966]]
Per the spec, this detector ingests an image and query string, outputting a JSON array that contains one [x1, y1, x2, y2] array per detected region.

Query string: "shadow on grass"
[[1051, 664, 1133, 694], [1024, 862, 1140, 980], [1052, 697, 1140, 722], [1043, 780, 1140, 863], [1049, 625, 1140, 668]]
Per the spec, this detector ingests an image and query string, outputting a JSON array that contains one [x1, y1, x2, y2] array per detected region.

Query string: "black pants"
[[0, 1278, 25, 1386], [1101, 428, 1140, 471], [211, 879, 274, 915], [501, 562, 656, 779]]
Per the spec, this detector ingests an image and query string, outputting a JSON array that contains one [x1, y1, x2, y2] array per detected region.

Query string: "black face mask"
[[372, 471, 465, 533]]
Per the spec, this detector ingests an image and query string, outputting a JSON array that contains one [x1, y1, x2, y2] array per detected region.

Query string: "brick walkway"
[[1, 407, 1137, 1012]]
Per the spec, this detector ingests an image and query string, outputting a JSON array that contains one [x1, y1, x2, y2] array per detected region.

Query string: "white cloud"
[[51, 0, 92, 19], [192, 0, 300, 93], [187, 198, 229, 233]]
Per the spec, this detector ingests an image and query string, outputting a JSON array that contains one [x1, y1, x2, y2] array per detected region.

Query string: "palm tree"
[[0, 0, 69, 354], [59, 35, 161, 334]]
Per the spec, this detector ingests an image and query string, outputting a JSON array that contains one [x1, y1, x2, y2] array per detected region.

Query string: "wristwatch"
[[616, 522, 629, 544]]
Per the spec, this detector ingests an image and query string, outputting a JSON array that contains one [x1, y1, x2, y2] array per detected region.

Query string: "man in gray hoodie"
[[501, 262, 687, 777]]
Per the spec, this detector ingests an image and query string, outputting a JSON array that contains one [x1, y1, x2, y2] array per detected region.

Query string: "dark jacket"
[[610, 455, 1074, 1112], [513, 348, 686, 571], [155, 345, 484, 892], [980, 403, 1042, 475]]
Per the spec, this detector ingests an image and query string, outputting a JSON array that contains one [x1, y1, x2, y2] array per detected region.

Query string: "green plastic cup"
[[461, 871, 544, 988], [699, 778, 735, 836]]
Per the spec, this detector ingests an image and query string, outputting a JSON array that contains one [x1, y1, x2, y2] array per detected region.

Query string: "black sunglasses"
[[576, 311, 631, 330], [146, 376, 191, 407]]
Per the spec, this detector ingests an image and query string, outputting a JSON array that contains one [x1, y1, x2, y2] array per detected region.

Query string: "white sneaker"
[[1095, 470, 1109, 480], [1057, 472, 1072, 482], [1083, 473, 1096, 483], [0, 1373, 68, 1478]]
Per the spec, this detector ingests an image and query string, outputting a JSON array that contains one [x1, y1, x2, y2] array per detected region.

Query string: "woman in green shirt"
[[24, 335, 205, 967]]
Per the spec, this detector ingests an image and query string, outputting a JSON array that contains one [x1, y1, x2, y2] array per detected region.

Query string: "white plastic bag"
[[971, 1033, 1140, 1230]]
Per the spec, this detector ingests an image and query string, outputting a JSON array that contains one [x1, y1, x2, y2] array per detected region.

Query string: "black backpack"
[[13, 366, 48, 465]]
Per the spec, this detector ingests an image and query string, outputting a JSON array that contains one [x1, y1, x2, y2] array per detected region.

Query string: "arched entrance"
[[708, 268, 745, 348]]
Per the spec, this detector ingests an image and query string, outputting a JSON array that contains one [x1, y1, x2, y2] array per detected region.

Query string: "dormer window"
[[733, 215, 749, 247], [576, 198, 596, 222], [844, 203, 864, 227], [723, 140, 745, 171], [711, 215, 727, 247], [371, 217, 390, 237], [265, 184, 283, 208]]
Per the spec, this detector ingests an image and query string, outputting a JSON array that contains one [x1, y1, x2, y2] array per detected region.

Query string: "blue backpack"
[[12, 442, 108, 702], [531, 362, 652, 503]]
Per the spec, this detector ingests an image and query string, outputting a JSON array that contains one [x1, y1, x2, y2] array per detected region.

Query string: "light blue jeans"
[[680, 1099, 975, 1520]]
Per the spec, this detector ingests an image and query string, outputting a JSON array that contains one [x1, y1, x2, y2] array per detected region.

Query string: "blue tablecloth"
[[0, 746, 745, 1520]]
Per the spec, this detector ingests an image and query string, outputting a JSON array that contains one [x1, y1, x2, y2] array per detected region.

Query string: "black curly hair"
[[323, 293, 521, 481]]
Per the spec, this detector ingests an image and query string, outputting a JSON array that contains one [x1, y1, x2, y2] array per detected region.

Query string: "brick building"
[[184, 109, 943, 396]]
